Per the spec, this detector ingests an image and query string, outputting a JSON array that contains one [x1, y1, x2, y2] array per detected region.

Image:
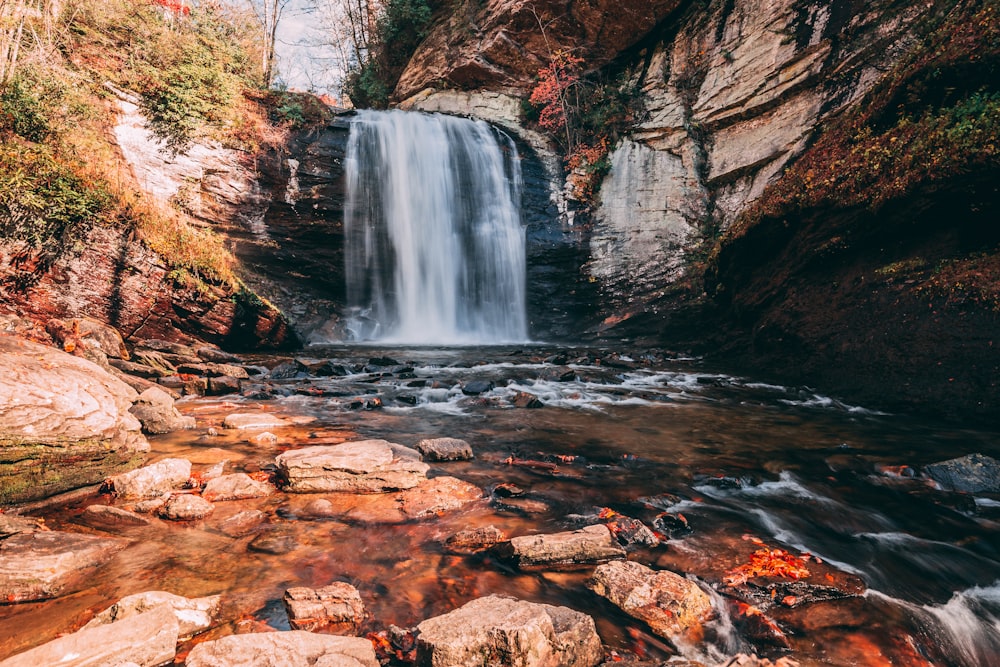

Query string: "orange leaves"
[[528, 51, 583, 135], [724, 544, 812, 587]]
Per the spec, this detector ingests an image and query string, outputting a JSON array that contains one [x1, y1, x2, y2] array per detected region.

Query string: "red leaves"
[[528, 52, 583, 135], [724, 547, 811, 587]]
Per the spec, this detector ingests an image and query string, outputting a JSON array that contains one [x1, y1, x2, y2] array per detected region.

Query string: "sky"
[[271, 0, 344, 95]]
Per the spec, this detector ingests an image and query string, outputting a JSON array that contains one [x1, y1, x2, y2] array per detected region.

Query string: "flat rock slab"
[[924, 453, 1000, 493], [500, 524, 626, 568], [284, 582, 365, 630], [0, 604, 177, 667], [202, 473, 275, 501], [185, 631, 379, 667], [415, 594, 603, 667], [277, 439, 429, 493], [86, 590, 221, 638], [589, 560, 714, 642], [80, 505, 152, 530], [223, 413, 291, 430], [415, 437, 474, 461], [107, 458, 192, 499], [0, 530, 129, 602]]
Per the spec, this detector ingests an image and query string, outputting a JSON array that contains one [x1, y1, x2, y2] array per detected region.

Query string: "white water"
[[344, 110, 527, 344]]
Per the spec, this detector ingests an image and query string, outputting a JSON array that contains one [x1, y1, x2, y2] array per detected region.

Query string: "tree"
[[242, 0, 292, 86]]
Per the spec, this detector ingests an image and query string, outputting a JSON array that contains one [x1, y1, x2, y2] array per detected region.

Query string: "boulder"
[[461, 380, 494, 396], [415, 595, 603, 667], [0, 335, 149, 504], [924, 453, 1000, 493], [207, 376, 242, 395], [276, 439, 429, 493], [79, 504, 152, 530], [223, 413, 291, 430], [85, 590, 221, 638], [159, 494, 214, 521], [444, 525, 507, 553], [0, 530, 128, 602], [283, 582, 366, 630], [202, 473, 275, 501], [269, 360, 308, 379], [499, 524, 626, 568], [588, 560, 714, 641], [106, 458, 192, 499], [185, 631, 379, 667], [415, 437, 474, 461], [0, 604, 178, 667], [129, 386, 196, 434]]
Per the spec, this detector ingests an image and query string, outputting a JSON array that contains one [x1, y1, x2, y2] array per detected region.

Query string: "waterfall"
[[344, 110, 527, 344]]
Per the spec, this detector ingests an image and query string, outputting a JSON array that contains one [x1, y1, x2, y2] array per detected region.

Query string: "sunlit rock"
[[415, 437, 474, 461], [107, 458, 192, 499], [202, 473, 275, 502], [86, 590, 221, 639], [185, 631, 379, 667], [158, 494, 214, 521], [129, 386, 196, 434], [276, 439, 429, 493], [79, 505, 152, 530], [223, 413, 291, 430], [498, 524, 626, 568], [283, 582, 366, 631]]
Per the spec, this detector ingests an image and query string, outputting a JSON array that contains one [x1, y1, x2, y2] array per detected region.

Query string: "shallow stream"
[[3, 346, 999, 666]]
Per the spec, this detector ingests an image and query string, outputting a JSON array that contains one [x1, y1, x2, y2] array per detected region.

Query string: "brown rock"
[[223, 413, 291, 430], [444, 525, 507, 553], [129, 386, 196, 434], [216, 509, 267, 537], [589, 560, 714, 641], [202, 473, 275, 501], [399, 476, 482, 518], [500, 524, 626, 568], [158, 494, 214, 521], [283, 582, 366, 630], [79, 504, 152, 530], [415, 437, 474, 461], [207, 375, 242, 395], [185, 632, 379, 667], [276, 439, 429, 493]]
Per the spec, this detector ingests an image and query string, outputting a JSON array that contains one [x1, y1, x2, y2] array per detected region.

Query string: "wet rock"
[[86, 590, 221, 638], [199, 363, 250, 379], [223, 413, 291, 430], [727, 599, 790, 649], [589, 560, 714, 641], [158, 494, 214, 521], [248, 528, 297, 554], [276, 439, 429, 493], [252, 431, 280, 445], [415, 594, 603, 667], [461, 380, 495, 395], [540, 367, 577, 382], [444, 525, 507, 553], [196, 346, 242, 363], [269, 360, 308, 379], [602, 513, 661, 548], [157, 374, 207, 396], [0, 336, 149, 504], [652, 512, 692, 538], [300, 498, 338, 519], [493, 495, 551, 515], [107, 458, 192, 499], [415, 437, 474, 461], [398, 476, 482, 518], [309, 360, 350, 376], [131, 492, 171, 514], [202, 473, 275, 502], [79, 504, 152, 530], [207, 376, 242, 395], [129, 386, 196, 434], [512, 391, 544, 408], [0, 530, 128, 602], [499, 524, 626, 568], [283, 582, 366, 630], [0, 604, 178, 667], [924, 453, 1000, 493], [217, 509, 267, 537], [368, 356, 400, 367], [185, 631, 379, 667]]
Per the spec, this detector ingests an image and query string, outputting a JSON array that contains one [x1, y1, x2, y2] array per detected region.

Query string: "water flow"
[[344, 110, 527, 344]]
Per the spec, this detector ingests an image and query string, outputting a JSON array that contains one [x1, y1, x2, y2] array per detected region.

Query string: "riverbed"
[[2, 345, 998, 665]]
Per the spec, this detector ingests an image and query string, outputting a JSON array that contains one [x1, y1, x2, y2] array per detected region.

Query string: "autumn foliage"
[[528, 51, 583, 135], [724, 545, 812, 587]]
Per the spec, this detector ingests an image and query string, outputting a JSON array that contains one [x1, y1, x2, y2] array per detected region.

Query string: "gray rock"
[[924, 453, 1000, 493], [80, 504, 152, 530], [415, 437, 474, 461], [0, 335, 149, 504], [185, 631, 379, 667], [196, 346, 242, 363], [415, 595, 603, 667], [0, 604, 178, 667], [223, 413, 291, 430], [109, 358, 171, 379], [202, 473, 275, 501], [461, 380, 494, 395], [283, 582, 366, 630], [86, 590, 221, 638], [500, 524, 626, 568], [107, 458, 192, 498], [277, 439, 429, 493], [0, 530, 128, 602], [207, 376, 242, 395], [129, 386, 196, 434], [159, 494, 214, 521], [589, 560, 714, 641]]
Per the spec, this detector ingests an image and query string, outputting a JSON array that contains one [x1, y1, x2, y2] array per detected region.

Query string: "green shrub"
[[0, 78, 50, 142]]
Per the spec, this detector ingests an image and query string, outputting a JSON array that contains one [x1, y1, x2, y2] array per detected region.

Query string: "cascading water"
[[344, 110, 527, 344]]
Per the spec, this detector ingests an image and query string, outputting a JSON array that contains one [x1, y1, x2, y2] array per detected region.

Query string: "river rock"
[[399, 476, 483, 517], [283, 582, 366, 630], [444, 525, 507, 553], [415, 437, 474, 461], [107, 458, 192, 498], [269, 360, 308, 379], [924, 453, 1000, 493], [217, 509, 267, 537], [185, 631, 379, 667], [196, 346, 241, 363], [79, 504, 152, 530], [0, 604, 178, 667], [461, 380, 494, 396], [499, 524, 626, 568], [415, 594, 603, 667], [0, 336, 149, 504], [86, 590, 221, 638], [129, 386, 196, 434], [159, 494, 214, 521], [109, 358, 172, 379], [248, 528, 297, 554], [276, 439, 429, 493], [0, 530, 129, 602], [223, 412, 291, 430], [202, 473, 275, 501], [588, 560, 714, 642], [207, 376, 242, 395]]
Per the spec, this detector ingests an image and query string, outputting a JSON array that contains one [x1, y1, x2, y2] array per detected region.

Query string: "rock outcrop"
[[0, 336, 148, 504]]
